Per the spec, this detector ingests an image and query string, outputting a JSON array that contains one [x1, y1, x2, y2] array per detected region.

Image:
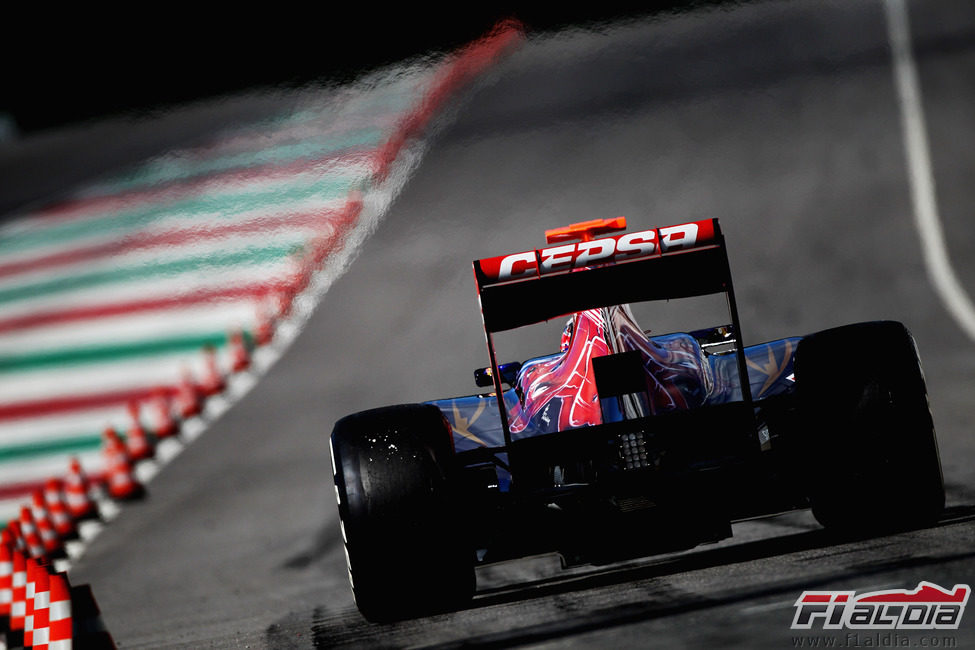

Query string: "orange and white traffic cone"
[[31, 491, 64, 559], [199, 345, 226, 396], [0, 540, 12, 621], [125, 401, 155, 462], [103, 427, 145, 501], [175, 366, 203, 419], [47, 572, 72, 650], [228, 329, 250, 373], [148, 388, 179, 439], [19, 506, 46, 559], [44, 479, 78, 541], [65, 457, 100, 521]]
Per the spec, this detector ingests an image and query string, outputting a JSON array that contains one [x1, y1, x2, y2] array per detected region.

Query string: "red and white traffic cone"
[[19, 506, 47, 559], [255, 303, 275, 346], [31, 491, 65, 559], [5, 520, 27, 555], [175, 366, 203, 418], [148, 388, 179, 439], [9, 549, 26, 642], [103, 428, 145, 501], [228, 329, 250, 373], [125, 401, 155, 462], [0, 540, 12, 621], [24, 557, 38, 647], [65, 457, 100, 521], [47, 572, 72, 650], [199, 345, 226, 396], [272, 286, 293, 321], [284, 252, 313, 301], [23, 556, 52, 648], [30, 561, 51, 650], [44, 479, 78, 541]]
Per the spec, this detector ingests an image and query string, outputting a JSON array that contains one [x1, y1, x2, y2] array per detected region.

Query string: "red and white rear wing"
[[473, 218, 731, 333], [476, 219, 718, 287]]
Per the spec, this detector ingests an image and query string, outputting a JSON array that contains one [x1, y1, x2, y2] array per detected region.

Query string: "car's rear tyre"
[[330, 403, 474, 622], [795, 321, 944, 533]]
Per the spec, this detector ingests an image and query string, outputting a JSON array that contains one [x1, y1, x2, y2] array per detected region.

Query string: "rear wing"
[[471, 217, 752, 446], [473, 218, 731, 332]]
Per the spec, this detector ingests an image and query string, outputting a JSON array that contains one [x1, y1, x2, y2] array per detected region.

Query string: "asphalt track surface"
[[11, 0, 974, 647]]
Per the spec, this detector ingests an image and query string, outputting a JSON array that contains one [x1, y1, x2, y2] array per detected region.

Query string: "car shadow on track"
[[417, 506, 975, 649], [472, 504, 975, 608], [306, 505, 975, 649]]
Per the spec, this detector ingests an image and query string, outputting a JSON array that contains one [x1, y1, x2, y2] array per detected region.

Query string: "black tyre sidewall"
[[795, 321, 944, 531], [331, 404, 473, 621]]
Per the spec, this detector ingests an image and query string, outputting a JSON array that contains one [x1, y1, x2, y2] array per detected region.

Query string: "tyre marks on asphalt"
[[280, 522, 343, 570]]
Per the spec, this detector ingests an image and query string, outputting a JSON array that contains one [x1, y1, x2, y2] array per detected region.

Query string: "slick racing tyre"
[[795, 321, 944, 533], [330, 403, 474, 622]]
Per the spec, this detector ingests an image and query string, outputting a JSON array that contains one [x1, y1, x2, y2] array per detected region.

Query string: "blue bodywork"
[[429, 335, 801, 454]]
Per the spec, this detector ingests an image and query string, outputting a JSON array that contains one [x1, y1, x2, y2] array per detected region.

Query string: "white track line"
[[885, 0, 975, 343]]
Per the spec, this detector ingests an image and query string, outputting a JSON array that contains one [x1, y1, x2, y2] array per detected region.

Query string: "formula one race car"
[[330, 217, 944, 622]]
